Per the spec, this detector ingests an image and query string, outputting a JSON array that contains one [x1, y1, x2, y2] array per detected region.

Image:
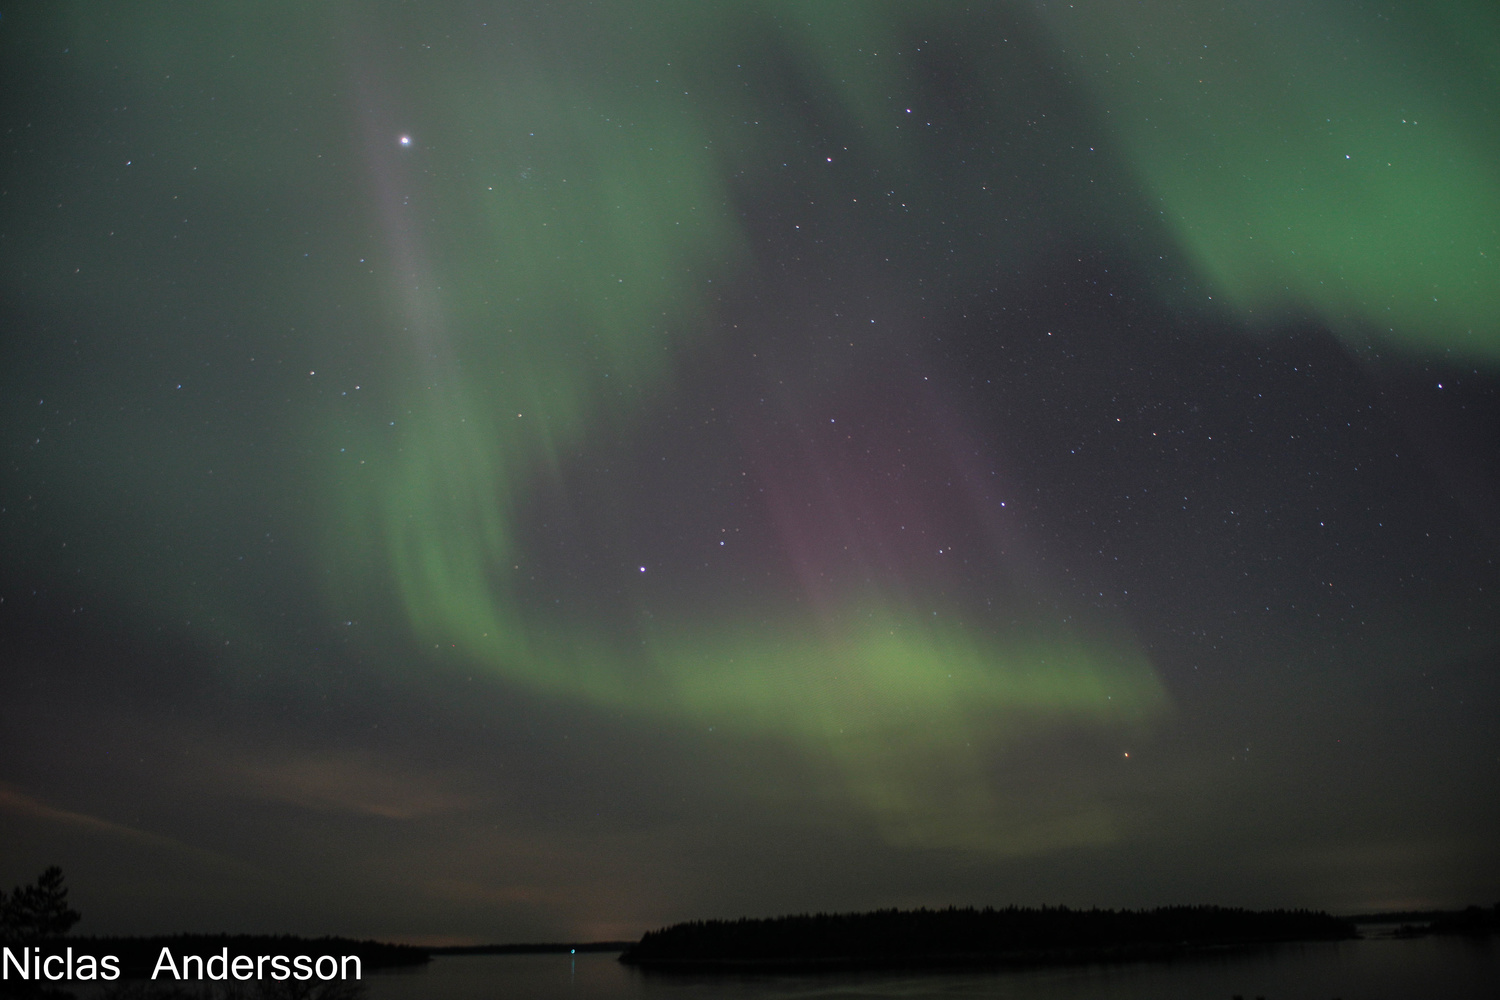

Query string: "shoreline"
[[622, 938, 1336, 975]]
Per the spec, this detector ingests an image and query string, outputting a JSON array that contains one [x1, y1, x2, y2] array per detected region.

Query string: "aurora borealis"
[[2, 2, 1497, 943]]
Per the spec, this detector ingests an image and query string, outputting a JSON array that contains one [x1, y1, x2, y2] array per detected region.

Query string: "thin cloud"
[[0, 782, 232, 867], [232, 752, 476, 820]]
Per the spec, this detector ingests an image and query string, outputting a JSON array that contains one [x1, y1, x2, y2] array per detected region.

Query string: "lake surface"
[[364, 934, 1498, 1000]]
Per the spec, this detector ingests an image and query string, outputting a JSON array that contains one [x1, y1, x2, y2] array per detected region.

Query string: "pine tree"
[[0, 867, 81, 942]]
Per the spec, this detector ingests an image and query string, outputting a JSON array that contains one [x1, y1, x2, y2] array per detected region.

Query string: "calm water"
[[363, 935, 1498, 1000]]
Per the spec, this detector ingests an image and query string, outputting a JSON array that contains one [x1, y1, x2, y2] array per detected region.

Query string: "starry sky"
[[2, 2, 1497, 944]]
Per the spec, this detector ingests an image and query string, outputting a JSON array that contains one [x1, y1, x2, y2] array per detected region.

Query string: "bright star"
[[398, 135, 411, 147]]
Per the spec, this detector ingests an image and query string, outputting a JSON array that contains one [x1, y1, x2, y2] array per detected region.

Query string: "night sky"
[[2, 2, 1497, 945]]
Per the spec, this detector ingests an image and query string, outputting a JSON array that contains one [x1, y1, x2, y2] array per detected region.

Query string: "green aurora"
[[39, 0, 1500, 848], [325, 1, 1496, 848], [2, 1, 1497, 937]]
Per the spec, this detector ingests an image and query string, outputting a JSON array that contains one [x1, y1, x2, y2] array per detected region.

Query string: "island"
[[619, 905, 1358, 972]]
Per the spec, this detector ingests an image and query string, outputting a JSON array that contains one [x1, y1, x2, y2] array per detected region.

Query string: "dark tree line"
[[0, 870, 376, 998], [622, 904, 1358, 968], [0, 869, 81, 1000], [0, 867, 81, 943], [1427, 904, 1500, 935]]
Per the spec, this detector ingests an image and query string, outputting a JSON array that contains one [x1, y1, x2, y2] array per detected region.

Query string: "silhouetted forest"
[[620, 905, 1359, 970], [1427, 904, 1500, 934], [1348, 903, 1500, 938], [1, 868, 81, 944], [1, 868, 419, 998]]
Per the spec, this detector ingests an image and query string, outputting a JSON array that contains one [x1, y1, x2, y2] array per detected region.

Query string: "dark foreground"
[[619, 905, 1359, 972]]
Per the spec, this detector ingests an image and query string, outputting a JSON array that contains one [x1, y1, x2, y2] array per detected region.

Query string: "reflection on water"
[[364, 935, 1498, 1000]]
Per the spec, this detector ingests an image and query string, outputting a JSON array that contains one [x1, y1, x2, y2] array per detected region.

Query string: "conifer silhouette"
[[0, 866, 81, 942]]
